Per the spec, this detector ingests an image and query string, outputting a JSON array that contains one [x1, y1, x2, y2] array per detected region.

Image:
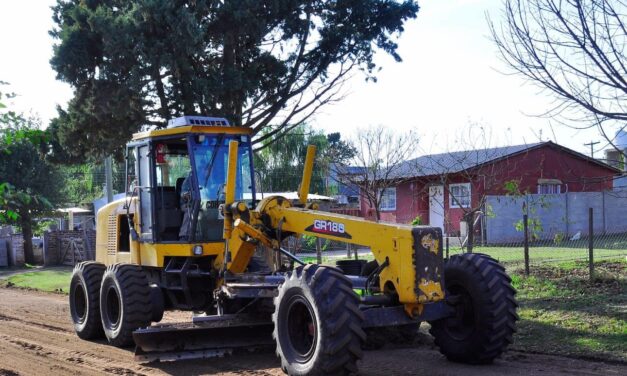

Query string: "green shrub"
[[410, 215, 422, 226]]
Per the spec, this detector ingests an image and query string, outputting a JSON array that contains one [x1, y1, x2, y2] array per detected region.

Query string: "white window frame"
[[449, 183, 471, 208], [379, 187, 397, 211], [537, 184, 561, 194]]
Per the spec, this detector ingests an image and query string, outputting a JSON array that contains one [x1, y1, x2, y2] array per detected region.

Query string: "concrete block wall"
[[0, 235, 46, 266], [0, 234, 26, 266], [486, 189, 627, 243]]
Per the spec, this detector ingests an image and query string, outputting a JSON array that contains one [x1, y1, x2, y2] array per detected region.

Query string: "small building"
[[327, 164, 364, 208], [604, 130, 627, 189], [359, 141, 621, 236]]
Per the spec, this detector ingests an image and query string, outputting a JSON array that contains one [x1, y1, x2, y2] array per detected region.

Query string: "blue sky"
[[0, 0, 612, 157]]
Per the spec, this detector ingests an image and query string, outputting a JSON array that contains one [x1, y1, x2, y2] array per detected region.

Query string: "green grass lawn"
[[2, 269, 72, 294], [458, 246, 627, 264], [509, 259, 626, 362]]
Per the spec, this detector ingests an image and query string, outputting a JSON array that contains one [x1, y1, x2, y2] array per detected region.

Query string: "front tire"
[[69, 262, 105, 339], [100, 264, 152, 347], [429, 253, 518, 364], [273, 264, 366, 375]]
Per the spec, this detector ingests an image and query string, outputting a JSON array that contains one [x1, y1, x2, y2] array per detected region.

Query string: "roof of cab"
[[132, 116, 252, 140]]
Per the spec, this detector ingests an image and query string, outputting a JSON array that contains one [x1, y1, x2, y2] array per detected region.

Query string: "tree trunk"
[[153, 65, 170, 121], [19, 208, 35, 264], [222, 31, 241, 125], [465, 212, 474, 253]]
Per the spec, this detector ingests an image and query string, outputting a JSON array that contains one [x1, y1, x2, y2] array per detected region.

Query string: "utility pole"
[[584, 141, 600, 158], [105, 156, 114, 203]]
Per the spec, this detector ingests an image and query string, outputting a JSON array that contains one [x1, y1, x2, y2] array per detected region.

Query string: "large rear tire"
[[273, 264, 365, 375], [100, 264, 152, 347], [69, 261, 105, 339], [429, 253, 518, 364]]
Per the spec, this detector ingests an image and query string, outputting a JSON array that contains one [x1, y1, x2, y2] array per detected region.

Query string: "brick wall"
[[43, 230, 96, 266]]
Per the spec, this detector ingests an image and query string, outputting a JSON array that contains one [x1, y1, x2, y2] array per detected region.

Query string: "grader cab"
[[69, 116, 518, 375]]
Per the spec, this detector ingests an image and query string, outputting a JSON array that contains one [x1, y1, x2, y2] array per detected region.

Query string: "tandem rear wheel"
[[69, 261, 106, 339], [99, 264, 154, 347], [70, 262, 164, 347]]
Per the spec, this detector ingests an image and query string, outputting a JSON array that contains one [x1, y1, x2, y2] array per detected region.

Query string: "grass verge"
[[1, 269, 72, 294], [509, 259, 626, 363], [449, 246, 626, 264]]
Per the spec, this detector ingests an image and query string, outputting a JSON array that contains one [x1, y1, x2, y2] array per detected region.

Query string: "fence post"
[[466, 212, 474, 253], [347, 242, 351, 258], [316, 237, 322, 264], [588, 207, 594, 281], [523, 213, 530, 276], [445, 237, 449, 260]]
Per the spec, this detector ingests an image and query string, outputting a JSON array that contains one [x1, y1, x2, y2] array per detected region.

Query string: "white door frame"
[[429, 185, 445, 233]]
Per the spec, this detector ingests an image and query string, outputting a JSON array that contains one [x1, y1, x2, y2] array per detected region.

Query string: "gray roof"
[[391, 142, 546, 179], [343, 141, 620, 183]]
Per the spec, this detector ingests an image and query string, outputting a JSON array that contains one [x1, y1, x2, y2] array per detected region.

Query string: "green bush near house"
[[411, 215, 423, 226]]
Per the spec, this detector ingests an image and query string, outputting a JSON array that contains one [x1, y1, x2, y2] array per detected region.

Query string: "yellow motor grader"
[[69, 116, 518, 375]]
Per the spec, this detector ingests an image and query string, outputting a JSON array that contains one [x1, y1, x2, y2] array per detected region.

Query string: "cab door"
[[137, 142, 154, 242]]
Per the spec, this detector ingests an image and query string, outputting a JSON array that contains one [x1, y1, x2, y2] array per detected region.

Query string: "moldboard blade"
[[133, 315, 274, 362]]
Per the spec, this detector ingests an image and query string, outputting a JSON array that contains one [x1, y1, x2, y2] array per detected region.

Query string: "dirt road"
[[0, 287, 623, 376]]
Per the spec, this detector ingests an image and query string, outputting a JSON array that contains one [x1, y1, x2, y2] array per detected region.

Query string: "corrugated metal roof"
[[335, 141, 619, 183], [389, 142, 545, 179]]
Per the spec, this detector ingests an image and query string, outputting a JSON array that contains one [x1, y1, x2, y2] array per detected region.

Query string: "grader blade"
[[133, 314, 274, 362]]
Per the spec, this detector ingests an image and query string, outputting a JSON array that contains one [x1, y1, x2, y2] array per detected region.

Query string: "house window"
[[379, 188, 396, 211], [347, 195, 360, 208], [449, 183, 471, 208], [537, 184, 561, 194], [537, 179, 562, 194]]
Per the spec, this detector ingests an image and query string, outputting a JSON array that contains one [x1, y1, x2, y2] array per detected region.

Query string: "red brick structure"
[[359, 141, 620, 235]]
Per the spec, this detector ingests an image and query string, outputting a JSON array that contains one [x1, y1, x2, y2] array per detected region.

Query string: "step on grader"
[[69, 116, 518, 375]]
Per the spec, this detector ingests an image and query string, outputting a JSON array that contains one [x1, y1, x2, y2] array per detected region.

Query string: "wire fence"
[[465, 208, 625, 278], [288, 207, 626, 279]]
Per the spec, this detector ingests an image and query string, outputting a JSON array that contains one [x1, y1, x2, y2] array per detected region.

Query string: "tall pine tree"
[[49, 0, 419, 160]]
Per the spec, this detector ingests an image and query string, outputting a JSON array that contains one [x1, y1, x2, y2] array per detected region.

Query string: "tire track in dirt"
[[0, 330, 149, 376], [0, 290, 155, 376], [0, 312, 67, 332]]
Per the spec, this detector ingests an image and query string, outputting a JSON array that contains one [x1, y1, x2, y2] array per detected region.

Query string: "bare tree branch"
[[332, 126, 419, 220], [488, 0, 627, 148]]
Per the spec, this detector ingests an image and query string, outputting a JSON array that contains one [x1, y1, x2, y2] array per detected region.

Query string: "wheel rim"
[[285, 295, 317, 362], [444, 282, 475, 341], [72, 282, 87, 324], [105, 285, 121, 329]]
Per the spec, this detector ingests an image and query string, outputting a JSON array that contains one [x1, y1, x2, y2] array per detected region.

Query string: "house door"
[[429, 185, 445, 232]]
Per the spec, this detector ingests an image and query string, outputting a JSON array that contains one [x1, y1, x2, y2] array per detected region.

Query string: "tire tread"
[[100, 263, 152, 347], [70, 261, 106, 340], [273, 265, 364, 375], [429, 253, 518, 364]]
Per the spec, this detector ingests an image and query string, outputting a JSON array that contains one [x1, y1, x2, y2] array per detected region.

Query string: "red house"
[[359, 141, 620, 235]]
